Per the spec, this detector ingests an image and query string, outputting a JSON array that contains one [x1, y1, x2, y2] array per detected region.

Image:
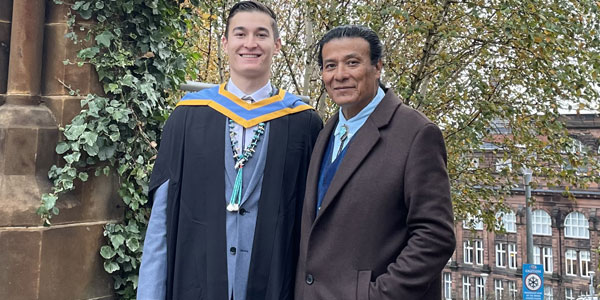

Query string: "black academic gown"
[[149, 105, 322, 300]]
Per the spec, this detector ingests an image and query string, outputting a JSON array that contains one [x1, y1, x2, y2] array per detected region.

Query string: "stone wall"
[[0, 1, 121, 299]]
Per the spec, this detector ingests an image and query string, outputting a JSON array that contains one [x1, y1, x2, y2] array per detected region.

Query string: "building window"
[[494, 279, 503, 300], [508, 281, 517, 300], [534, 246, 553, 273], [496, 243, 507, 268], [565, 249, 577, 276], [464, 213, 484, 230], [468, 157, 480, 171], [475, 240, 484, 265], [495, 158, 512, 173], [534, 246, 540, 264], [580, 250, 591, 277], [532, 210, 552, 236], [569, 138, 584, 154], [564, 212, 589, 239], [464, 240, 474, 264], [475, 277, 486, 300], [544, 286, 553, 300], [495, 211, 517, 233], [444, 272, 452, 300], [543, 247, 553, 273], [463, 276, 471, 300], [565, 287, 574, 300], [508, 243, 517, 269]]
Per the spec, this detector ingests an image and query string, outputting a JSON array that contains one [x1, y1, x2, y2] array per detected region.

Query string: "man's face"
[[321, 37, 382, 119], [222, 11, 281, 81]]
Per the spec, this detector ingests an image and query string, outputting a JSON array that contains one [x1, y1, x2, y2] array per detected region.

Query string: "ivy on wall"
[[38, 0, 199, 297]]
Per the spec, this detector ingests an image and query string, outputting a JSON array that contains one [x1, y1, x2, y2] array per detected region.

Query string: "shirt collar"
[[227, 79, 273, 103], [334, 87, 385, 137]]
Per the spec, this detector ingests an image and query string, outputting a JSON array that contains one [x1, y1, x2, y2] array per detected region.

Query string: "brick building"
[[443, 114, 600, 300]]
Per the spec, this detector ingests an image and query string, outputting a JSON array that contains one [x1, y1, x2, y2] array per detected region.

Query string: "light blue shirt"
[[136, 80, 274, 300], [331, 87, 385, 162]]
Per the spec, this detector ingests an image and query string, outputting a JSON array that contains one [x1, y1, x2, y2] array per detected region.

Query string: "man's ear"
[[273, 37, 282, 55], [221, 35, 228, 51], [375, 60, 383, 78]]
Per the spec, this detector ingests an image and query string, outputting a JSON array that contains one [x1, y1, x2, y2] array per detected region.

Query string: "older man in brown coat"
[[294, 25, 456, 300]]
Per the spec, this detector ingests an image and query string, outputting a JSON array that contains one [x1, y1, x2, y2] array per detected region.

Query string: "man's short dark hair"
[[317, 25, 383, 69], [225, 1, 279, 39]]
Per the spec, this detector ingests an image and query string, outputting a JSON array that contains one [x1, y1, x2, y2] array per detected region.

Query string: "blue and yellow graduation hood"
[[176, 83, 313, 128]]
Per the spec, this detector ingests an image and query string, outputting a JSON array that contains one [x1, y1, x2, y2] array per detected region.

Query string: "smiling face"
[[321, 37, 382, 119], [222, 11, 281, 89]]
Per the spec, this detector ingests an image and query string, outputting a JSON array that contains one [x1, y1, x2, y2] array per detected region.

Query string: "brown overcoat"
[[295, 89, 456, 300]]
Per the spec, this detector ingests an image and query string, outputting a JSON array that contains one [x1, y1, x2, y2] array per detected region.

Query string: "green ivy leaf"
[[104, 261, 120, 273], [79, 47, 99, 59], [84, 143, 100, 156], [78, 172, 89, 182], [42, 194, 58, 210], [63, 152, 81, 164], [56, 142, 70, 154], [81, 131, 98, 146], [125, 237, 140, 252], [64, 124, 87, 140], [110, 234, 126, 248], [125, 222, 140, 234], [95, 30, 114, 48], [98, 143, 117, 161], [100, 245, 116, 259], [121, 74, 135, 87]]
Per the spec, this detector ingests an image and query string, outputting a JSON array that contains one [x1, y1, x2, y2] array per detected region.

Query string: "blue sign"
[[523, 264, 544, 300]]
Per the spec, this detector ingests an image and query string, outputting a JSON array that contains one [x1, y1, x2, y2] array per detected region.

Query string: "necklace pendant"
[[226, 203, 240, 212]]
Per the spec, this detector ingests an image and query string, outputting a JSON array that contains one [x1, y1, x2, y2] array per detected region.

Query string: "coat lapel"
[[246, 115, 288, 298], [313, 90, 402, 225], [304, 115, 337, 223]]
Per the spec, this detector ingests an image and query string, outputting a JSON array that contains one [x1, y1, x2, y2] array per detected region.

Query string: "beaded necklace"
[[227, 119, 266, 212]]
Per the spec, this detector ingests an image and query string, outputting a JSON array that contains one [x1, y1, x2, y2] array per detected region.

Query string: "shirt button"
[[230, 247, 236, 255], [239, 208, 248, 216], [305, 274, 314, 285]]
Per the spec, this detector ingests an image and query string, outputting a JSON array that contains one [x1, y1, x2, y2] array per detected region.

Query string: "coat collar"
[[309, 88, 402, 225]]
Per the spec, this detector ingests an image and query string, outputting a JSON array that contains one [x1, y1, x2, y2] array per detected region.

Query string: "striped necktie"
[[242, 95, 254, 103], [337, 124, 349, 157]]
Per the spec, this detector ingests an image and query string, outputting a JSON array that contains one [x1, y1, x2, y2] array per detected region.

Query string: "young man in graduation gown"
[[294, 25, 455, 300], [137, 2, 322, 299]]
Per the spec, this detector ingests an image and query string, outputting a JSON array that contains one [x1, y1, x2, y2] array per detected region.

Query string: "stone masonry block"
[[51, 170, 123, 225], [0, 230, 41, 300], [43, 23, 100, 96], [0, 173, 54, 226], [4, 127, 38, 175], [36, 127, 59, 176], [0, 104, 59, 174], [38, 223, 114, 300], [43, 95, 82, 127]]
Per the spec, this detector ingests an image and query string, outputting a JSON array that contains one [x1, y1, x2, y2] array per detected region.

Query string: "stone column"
[[0, 0, 12, 104], [5, 0, 45, 105]]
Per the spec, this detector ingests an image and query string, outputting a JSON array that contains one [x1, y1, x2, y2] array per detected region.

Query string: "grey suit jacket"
[[295, 89, 456, 300]]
